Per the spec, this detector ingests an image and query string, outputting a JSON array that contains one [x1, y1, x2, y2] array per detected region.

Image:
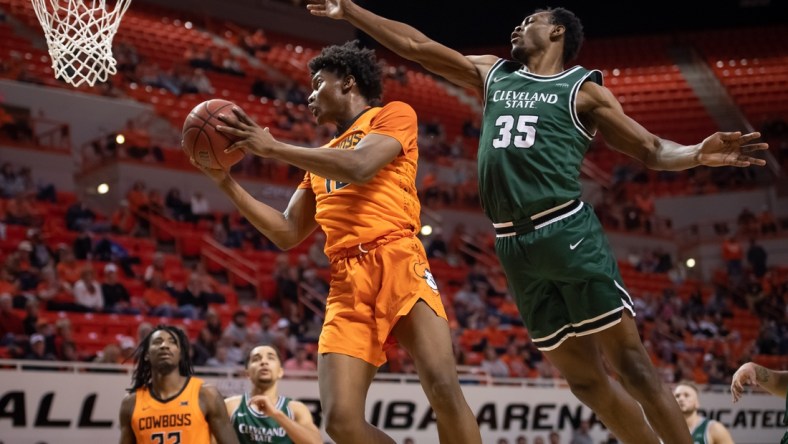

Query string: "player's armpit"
[[201, 386, 240, 444]]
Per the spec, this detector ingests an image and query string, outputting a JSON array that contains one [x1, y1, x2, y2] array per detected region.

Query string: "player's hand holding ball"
[[216, 107, 279, 158]]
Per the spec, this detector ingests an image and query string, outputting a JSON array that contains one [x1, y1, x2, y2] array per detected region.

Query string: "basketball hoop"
[[31, 0, 132, 87]]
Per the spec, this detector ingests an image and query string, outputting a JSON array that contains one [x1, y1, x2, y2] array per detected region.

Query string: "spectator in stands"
[[25, 333, 55, 361], [56, 247, 82, 285], [60, 340, 79, 362], [165, 187, 190, 221], [192, 327, 217, 366], [101, 263, 138, 314], [174, 273, 224, 316], [0, 162, 24, 197], [243, 28, 271, 55], [143, 252, 168, 285], [250, 312, 283, 347], [502, 343, 530, 378], [0, 292, 24, 344], [7, 240, 39, 292], [73, 267, 104, 312], [426, 230, 448, 259], [65, 200, 97, 232], [35, 267, 75, 311], [283, 344, 317, 371], [93, 234, 138, 278], [479, 345, 509, 378], [517, 436, 529, 444], [758, 206, 778, 235], [4, 193, 40, 226], [110, 200, 138, 235], [570, 419, 593, 444], [72, 229, 93, 260], [205, 308, 223, 338], [251, 77, 277, 99], [307, 231, 329, 268], [223, 310, 250, 345], [721, 235, 744, 281], [746, 238, 767, 278], [206, 343, 235, 367], [190, 190, 211, 222], [143, 271, 195, 318], [0, 267, 19, 304], [136, 321, 153, 345]]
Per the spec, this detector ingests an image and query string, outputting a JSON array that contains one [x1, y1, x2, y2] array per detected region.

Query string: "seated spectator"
[[165, 187, 190, 221], [72, 229, 92, 260], [283, 344, 316, 371], [93, 234, 138, 278], [110, 200, 138, 235], [243, 28, 270, 55], [36, 267, 75, 311], [73, 267, 104, 312], [190, 191, 211, 222], [65, 200, 97, 232], [251, 77, 276, 99], [479, 346, 509, 378], [56, 248, 82, 285], [101, 263, 138, 314], [223, 310, 250, 345], [4, 192, 41, 226], [6, 240, 39, 292], [143, 271, 195, 318], [0, 292, 24, 344], [25, 333, 55, 361]]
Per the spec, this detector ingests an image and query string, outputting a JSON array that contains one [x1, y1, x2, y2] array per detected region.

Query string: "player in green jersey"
[[308, 2, 769, 443], [673, 382, 734, 444], [220, 345, 321, 444]]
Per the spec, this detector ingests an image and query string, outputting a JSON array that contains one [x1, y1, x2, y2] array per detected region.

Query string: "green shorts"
[[494, 201, 635, 351]]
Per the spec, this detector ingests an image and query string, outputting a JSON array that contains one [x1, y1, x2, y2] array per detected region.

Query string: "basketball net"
[[31, 0, 132, 87]]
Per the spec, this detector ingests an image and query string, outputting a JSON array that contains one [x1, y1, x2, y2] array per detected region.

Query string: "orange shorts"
[[318, 232, 448, 367]]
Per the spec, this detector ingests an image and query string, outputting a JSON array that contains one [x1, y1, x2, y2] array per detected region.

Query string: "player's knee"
[[423, 377, 463, 412], [564, 372, 608, 401], [617, 347, 660, 393], [323, 407, 363, 440]]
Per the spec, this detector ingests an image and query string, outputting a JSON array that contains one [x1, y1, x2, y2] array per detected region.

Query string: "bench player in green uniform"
[[732, 362, 788, 444], [674, 382, 734, 444], [308, 1, 770, 443], [221, 345, 321, 444]]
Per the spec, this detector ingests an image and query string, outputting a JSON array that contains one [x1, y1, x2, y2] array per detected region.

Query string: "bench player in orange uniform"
[[118, 325, 239, 444], [195, 40, 481, 444]]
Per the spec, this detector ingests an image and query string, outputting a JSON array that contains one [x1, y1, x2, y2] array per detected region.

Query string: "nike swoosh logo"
[[569, 238, 585, 250], [237, 412, 245, 417], [142, 406, 151, 411], [493, 75, 508, 83]]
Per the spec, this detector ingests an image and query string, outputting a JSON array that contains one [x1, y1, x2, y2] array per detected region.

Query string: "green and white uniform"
[[690, 417, 711, 444], [231, 393, 294, 444], [479, 60, 634, 350]]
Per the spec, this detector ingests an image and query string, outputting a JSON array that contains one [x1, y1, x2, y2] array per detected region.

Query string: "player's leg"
[[318, 352, 395, 444], [392, 300, 482, 444], [596, 312, 692, 444], [542, 334, 660, 444]]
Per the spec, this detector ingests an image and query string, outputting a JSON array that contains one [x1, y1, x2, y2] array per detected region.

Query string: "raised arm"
[[731, 362, 788, 402], [191, 159, 318, 251], [201, 385, 240, 444], [307, 0, 498, 92], [577, 81, 768, 171], [118, 393, 137, 444]]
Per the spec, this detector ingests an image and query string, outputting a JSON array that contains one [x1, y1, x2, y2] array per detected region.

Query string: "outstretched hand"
[[697, 131, 768, 168], [216, 107, 278, 158], [306, 0, 348, 20], [730, 362, 757, 403]]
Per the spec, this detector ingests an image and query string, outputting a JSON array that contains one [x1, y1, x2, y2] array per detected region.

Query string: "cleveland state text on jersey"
[[491, 90, 560, 109]]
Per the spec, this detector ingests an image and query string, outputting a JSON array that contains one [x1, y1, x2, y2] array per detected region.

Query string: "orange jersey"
[[131, 377, 211, 444], [298, 101, 421, 259]]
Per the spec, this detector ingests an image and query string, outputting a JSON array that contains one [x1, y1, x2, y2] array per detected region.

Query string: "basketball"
[[182, 99, 246, 170]]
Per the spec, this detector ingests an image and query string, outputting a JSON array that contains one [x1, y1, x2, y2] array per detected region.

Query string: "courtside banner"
[[0, 367, 784, 443]]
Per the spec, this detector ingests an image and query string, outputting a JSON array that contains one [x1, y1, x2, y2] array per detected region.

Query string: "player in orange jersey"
[[118, 325, 239, 444], [193, 40, 481, 444]]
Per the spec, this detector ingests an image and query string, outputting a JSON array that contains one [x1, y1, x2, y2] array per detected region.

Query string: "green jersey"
[[478, 60, 602, 223], [231, 393, 294, 444], [691, 417, 711, 444]]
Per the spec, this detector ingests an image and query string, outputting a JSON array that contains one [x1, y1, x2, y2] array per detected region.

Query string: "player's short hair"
[[676, 380, 700, 394], [308, 40, 383, 104], [537, 7, 584, 63], [245, 344, 282, 368]]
